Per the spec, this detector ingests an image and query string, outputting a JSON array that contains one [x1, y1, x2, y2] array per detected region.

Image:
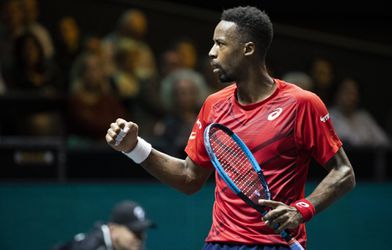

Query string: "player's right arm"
[[106, 118, 213, 195]]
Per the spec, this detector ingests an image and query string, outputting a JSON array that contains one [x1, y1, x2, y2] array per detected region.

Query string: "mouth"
[[210, 63, 221, 73]]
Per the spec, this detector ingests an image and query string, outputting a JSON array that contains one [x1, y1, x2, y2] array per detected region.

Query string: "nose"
[[208, 44, 217, 59]]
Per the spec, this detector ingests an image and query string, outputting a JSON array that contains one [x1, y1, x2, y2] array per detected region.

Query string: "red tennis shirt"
[[185, 79, 342, 248]]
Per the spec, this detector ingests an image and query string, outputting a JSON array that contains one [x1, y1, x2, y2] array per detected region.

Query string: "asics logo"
[[295, 201, 310, 208], [268, 108, 283, 121], [320, 113, 330, 122]]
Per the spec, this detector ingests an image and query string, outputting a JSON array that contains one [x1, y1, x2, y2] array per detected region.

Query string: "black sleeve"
[[52, 228, 105, 250]]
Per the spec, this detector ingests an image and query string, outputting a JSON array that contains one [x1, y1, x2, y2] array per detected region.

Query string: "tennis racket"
[[204, 123, 304, 250]]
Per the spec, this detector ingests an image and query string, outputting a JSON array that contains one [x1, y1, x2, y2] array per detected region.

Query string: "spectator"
[[102, 9, 161, 138], [111, 41, 150, 131], [309, 57, 336, 106], [154, 77, 201, 157], [160, 69, 209, 114], [102, 9, 157, 80], [173, 37, 198, 70], [54, 16, 82, 90], [68, 53, 128, 145], [159, 47, 182, 78], [110, 38, 163, 140], [3, 32, 63, 136], [0, 0, 24, 75], [53, 200, 155, 250], [20, 0, 55, 59], [111, 40, 141, 99], [159, 38, 200, 77], [159, 38, 210, 111], [6, 32, 61, 93], [329, 77, 390, 147], [282, 71, 314, 91]]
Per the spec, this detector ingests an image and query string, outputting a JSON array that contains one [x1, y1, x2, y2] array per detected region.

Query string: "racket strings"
[[210, 129, 266, 202]]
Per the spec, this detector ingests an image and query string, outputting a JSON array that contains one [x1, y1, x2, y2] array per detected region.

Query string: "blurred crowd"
[[0, 0, 390, 159]]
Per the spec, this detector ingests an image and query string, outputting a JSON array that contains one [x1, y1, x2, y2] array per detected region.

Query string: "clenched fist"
[[106, 118, 139, 153]]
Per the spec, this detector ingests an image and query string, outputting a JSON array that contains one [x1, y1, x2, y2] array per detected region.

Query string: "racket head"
[[204, 123, 304, 249], [204, 123, 271, 210]]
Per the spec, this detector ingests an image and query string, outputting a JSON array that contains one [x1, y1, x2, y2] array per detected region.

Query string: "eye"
[[214, 40, 224, 47]]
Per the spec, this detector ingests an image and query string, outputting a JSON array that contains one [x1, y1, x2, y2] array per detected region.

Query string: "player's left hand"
[[258, 199, 303, 233]]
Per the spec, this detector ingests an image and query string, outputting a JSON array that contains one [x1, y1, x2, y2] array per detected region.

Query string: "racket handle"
[[260, 208, 304, 250], [280, 230, 304, 250]]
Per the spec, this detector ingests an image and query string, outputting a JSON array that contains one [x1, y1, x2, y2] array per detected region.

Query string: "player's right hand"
[[106, 118, 139, 153]]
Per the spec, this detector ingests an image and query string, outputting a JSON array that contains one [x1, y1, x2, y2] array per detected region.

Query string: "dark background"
[[1, 0, 391, 182]]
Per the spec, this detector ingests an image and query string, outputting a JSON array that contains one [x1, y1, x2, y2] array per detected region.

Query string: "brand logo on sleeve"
[[189, 119, 202, 140], [320, 113, 330, 122], [267, 108, 283, 121], [196, 119, 202, 129], [189, 132, 197, 140]]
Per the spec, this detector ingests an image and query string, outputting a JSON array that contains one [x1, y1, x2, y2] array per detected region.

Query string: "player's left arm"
[[261, 92, 356, 232], [260, 147, 355, 233], [306, 147, 355, 214]]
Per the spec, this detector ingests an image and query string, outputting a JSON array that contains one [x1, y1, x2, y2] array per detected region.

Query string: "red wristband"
[[291, 199, 315, 223]]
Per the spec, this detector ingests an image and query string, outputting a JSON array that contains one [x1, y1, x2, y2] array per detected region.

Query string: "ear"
[[243, 42, 255, 56]]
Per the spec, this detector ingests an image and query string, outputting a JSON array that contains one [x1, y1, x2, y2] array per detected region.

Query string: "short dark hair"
[[221, 6, 273, 59]]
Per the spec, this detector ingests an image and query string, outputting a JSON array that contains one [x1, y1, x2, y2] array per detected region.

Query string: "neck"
[[235, 64, 275, 104]]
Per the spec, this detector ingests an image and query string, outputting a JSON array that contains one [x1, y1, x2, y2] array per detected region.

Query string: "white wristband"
[[122, 137, 152, 164]]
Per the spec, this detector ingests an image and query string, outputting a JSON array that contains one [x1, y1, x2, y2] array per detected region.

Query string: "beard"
[[217, 70, 235, 83]]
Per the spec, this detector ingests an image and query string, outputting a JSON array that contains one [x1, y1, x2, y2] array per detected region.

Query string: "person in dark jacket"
[[54, 200, 155, 250]]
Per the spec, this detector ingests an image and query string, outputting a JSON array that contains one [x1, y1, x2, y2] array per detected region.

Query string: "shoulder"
[[205, 83, 236, 103], [278, 79, 319, 101], [199, 84, 236, 113], [277, 79, 325, 108]]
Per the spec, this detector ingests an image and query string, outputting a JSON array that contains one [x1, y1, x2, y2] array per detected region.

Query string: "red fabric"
[[291, 199, 316, 222], [185, 79, 342, 247]]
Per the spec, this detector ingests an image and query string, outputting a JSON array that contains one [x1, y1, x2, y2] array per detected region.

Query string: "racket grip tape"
[[287, 238, 304, 250], [280, 229, 304, 250]]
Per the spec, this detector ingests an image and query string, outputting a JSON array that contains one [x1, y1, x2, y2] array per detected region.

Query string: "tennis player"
[[106, 6, 355, 249]]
